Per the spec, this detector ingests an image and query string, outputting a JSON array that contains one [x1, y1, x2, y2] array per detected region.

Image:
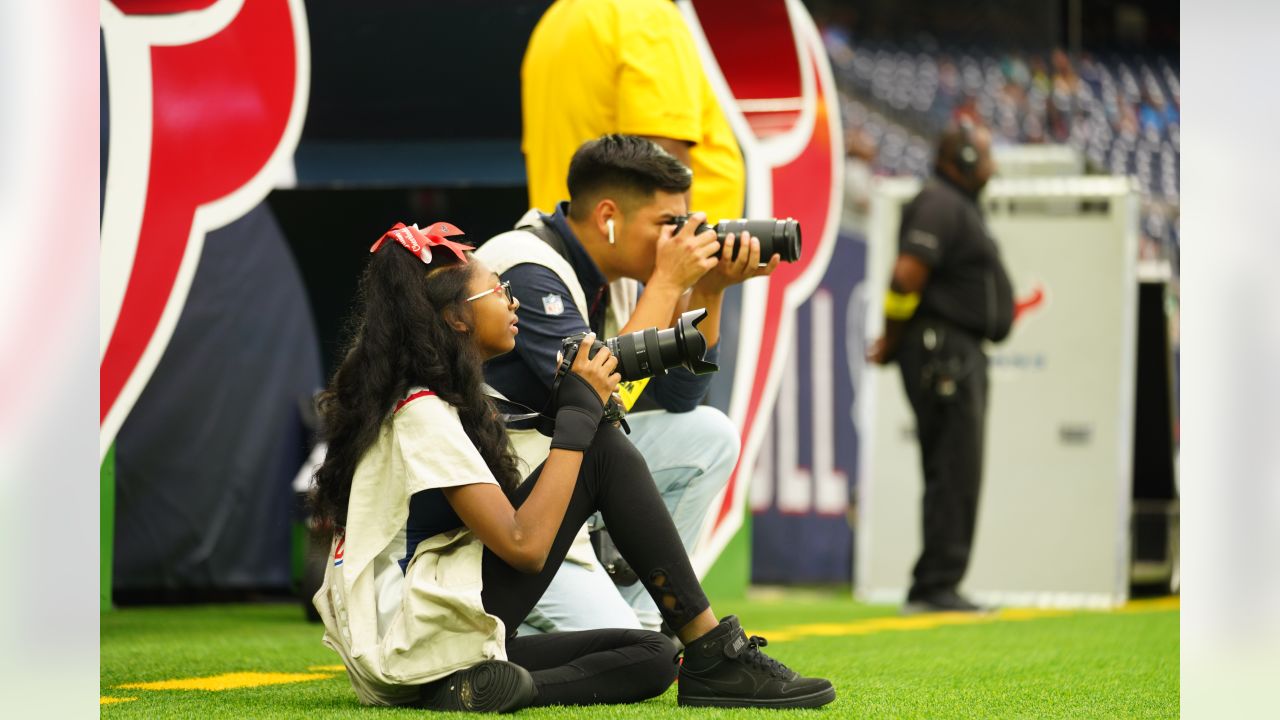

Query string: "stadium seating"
[[822, 31, 1179, 264]]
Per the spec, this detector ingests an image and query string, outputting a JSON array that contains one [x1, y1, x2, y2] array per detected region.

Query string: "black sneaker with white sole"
[[678, 615, 835, 709], [418, 659, 537, 713]]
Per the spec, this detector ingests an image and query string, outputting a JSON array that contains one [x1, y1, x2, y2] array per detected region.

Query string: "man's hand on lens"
[[695, 231, 781, 293], [652, 211, 720, 293]]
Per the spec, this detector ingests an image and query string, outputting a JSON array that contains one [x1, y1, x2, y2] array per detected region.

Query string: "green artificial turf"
[[101, 595, 1178, 719]]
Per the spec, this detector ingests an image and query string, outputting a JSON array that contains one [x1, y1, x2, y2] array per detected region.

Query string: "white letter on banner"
[[776, 323, 813, 514], [810, 289, 848, 515], [749, 424, 775, 512]]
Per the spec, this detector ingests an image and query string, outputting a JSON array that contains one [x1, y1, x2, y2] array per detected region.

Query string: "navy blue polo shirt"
[[482, 202, 718, 414], [399, 489, 461, 574]]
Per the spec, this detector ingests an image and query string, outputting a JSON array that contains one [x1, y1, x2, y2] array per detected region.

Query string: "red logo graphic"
[[684, 0, 843, 569], [1014, 283, 1048, 322], [100, 0, 310, 459]]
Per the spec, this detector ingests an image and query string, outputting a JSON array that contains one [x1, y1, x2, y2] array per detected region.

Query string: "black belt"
[[916, 313, 983, 343]]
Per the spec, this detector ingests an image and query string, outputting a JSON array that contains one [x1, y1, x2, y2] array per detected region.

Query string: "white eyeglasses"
[[465, 280, 514, 304]]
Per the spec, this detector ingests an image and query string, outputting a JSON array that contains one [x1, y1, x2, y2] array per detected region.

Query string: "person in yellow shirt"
[[522, 0, 745, 225]]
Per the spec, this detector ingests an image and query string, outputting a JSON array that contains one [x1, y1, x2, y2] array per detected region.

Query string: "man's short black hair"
[[566, 134, 692, 219]]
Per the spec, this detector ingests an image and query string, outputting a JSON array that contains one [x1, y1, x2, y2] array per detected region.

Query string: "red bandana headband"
[[370, 222, 474, 265]]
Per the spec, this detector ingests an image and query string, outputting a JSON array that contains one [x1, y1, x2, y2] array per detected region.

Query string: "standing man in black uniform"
[[869, 121, 1014, 613]]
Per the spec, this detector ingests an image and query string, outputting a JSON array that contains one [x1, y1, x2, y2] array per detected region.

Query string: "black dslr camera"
[[671, 215, 803, 263], [549, 308, 719, 426]]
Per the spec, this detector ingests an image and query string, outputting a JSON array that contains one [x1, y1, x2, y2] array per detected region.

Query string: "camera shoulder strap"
[[516, 217, 571, 262], [475, 223, 590, 327]]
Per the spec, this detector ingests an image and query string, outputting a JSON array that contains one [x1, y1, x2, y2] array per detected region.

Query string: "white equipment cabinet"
[[857, 176, 1141, 608], [992, 144, 1085, 178]]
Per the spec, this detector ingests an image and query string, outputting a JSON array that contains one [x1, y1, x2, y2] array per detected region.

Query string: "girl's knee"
[[631, 631, 679, 698], [588, 422, 644, 463]]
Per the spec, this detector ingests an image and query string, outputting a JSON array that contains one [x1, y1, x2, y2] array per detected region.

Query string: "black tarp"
[[113, 204, 322, 595]]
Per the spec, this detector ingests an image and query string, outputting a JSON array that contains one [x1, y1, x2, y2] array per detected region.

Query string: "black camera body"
[[549, 308, 719, 427], [671, 216, 803, 263], [555, 332, 629, 426]]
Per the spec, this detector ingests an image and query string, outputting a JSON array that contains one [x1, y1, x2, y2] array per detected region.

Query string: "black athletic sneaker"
[[418, 659, 537, 713], [678, 615, 835, 708], [901, 589, 991, 615]]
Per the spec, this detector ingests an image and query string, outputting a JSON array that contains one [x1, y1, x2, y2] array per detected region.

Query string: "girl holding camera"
[[310, 221, 833, 712]]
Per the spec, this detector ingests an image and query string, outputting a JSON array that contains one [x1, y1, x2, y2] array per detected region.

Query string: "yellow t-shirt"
[[521, 0, 745, 224]]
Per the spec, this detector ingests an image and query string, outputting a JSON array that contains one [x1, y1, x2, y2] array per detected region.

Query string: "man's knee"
[[627, 406, 740, 489], [679, 406, 741, 472]]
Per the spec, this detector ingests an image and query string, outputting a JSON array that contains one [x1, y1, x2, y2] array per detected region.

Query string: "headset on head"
[[953, 119, 979, 179]]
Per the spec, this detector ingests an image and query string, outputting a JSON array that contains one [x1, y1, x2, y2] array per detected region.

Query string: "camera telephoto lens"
[[712, 218, 802, 263], [606, 308, 717, 381], [564, 308, 718, 383], [551, 310, 717, 425], [673, 216, 802, 263]]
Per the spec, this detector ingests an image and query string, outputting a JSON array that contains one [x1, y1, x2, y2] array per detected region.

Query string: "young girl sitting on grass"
[[310, 221, 834, 712]]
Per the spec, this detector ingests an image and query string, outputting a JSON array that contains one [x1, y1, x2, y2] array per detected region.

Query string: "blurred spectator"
[[821, 39, 1179, 260], [842, 127, 879, 231]]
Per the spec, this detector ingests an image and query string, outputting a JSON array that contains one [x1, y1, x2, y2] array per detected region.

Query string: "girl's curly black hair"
[[311, 238, 521, 527]]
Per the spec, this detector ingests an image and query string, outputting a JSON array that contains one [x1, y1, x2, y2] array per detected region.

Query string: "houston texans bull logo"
[[680, 0, 843, 574], [99, 0, 310, 460]]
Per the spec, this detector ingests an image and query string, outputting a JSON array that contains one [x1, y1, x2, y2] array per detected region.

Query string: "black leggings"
[[480, 422, 710, 705]]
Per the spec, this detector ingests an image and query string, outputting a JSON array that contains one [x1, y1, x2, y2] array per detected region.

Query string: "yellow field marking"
[[763, 612, 992, 641], [1116, 596, 1181, 613], [107, 598, 1179, 696], [759, 596, 1178, 642], [118, 672, 335, 692]]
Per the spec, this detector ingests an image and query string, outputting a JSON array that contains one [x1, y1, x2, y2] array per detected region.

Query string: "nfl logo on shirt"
[[542, 293, 565, 316]]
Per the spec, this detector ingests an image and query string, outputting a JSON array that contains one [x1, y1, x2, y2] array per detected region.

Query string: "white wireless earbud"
[[607, 218, 616, 245]]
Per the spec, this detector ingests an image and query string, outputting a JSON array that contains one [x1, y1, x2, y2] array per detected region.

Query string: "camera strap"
[[484, 383, 630, 435], [482, 384, 549, 428], [516, 218, 571, 262], [519, 218, 614, 328]]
